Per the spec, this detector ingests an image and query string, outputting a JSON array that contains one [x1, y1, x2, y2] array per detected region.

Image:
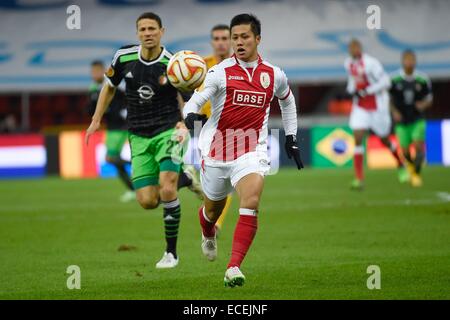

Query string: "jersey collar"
[[232, 54, 263, 82], [138, 45, 166, 66], [400, 69, 416, 81]]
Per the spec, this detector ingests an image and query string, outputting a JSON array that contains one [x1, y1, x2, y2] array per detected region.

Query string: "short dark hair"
[[230, 14, 261, 37], [402, 49, 416, 58], [210, 24, 230, 37], [91, 60, 104, 68], [136, 12, 162, 29]]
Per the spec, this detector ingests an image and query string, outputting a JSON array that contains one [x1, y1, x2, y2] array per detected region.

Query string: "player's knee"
[[159, 184, 177, 201], [241, 194, 260, 210], [136, 193, 159, 210]]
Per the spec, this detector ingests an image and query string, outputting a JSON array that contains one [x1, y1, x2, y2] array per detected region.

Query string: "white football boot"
[[155, 252, 179, 269], [224, 266, 245, 287], [119, 190, 136, 203], [184, 165, 203, 200], [201, 234, 217, 261]]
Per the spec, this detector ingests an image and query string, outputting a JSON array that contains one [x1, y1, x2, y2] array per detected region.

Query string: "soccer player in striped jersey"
[[390, 50, 433, 187], [86, 12, 200, 269]]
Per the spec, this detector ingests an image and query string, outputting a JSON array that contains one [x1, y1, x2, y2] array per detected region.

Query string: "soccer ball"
[[167, 50, 207, 91]]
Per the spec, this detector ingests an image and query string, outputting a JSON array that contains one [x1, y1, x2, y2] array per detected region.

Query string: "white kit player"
[[345, 39, 404, 190], [183, 14, 303, 287]]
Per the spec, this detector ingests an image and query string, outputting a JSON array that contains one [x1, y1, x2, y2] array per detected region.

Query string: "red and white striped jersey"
[[344, 53, 390, 111], [183, 55, 297, 165]]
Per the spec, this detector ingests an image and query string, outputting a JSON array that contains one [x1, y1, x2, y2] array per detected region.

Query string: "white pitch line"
[[436, 192, 450, 202]]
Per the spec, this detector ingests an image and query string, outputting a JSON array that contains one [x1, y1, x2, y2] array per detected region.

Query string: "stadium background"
[[1, 0, 449, 179]]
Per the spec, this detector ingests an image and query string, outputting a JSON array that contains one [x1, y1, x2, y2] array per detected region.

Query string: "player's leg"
[[352, 129, 366, 189], [349, 106, 369, 189], [173, 131, 203, 199], [410, 119, 426, 187], [198, 165, 232, 261], [215, 194, 233, 235], [129, 133, 160, 209], [105, 130, 135, 202], [372, 106, 406, 181], [153, 128, 186, 268], [180, 164, 203, 200], [157, 167, 182, 267], [224, 172, 264, 287], [395, 123, 413, 183]]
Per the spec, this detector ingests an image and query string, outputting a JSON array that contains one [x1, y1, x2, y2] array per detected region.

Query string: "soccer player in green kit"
[[390, 50, 433, 187], [86, 12, 200, 268]]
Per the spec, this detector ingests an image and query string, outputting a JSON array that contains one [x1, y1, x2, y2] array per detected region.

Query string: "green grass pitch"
[[0, 167, 449, 299]]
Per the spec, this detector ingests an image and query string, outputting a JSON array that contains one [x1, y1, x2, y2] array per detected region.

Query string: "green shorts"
[[105, 130, 128, 158], [395, 119, 426, 149], [129, 128, 187, 189]]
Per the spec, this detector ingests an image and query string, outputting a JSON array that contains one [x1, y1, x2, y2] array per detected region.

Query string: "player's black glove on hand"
[[185, 113, 208, 130], [285, 135, 304, 170], [353, 89, 367, 99]]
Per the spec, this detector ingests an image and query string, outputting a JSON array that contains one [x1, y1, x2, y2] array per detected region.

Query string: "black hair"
[[136, 12, 162, 29], [91, 60, 104, 67], [210, 24, 230, 37], [230, 14, 261, 37]]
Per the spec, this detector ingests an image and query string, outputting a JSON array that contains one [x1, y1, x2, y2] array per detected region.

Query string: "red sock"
[[199, 207, 215, 238], [227, 210, 258, 269], [354, 147, 364, 181]]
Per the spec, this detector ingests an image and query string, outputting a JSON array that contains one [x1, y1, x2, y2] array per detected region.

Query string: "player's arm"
[[275, 68, 303, 170], [389, 81, 403, 122], [344, 61, 356, 95], [85, 83, 116, 145], [86, 58, 124, 145], [415, 75, 433, 112], [174, 91, 193, 143], [364, 59, 391, 95], [390, 101, 403, 123], [182, 68, 219, 129]]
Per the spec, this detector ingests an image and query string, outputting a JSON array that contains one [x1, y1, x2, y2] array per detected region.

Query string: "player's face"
[[91, 65, 104, 83], [231, 24, 260, 62], [348, 42, 362, 59], [137, 19, 164, 50], [402, 53, 416, 74], [211, 29, 231, 57]]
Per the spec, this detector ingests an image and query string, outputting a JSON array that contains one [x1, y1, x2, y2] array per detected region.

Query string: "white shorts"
[[200, 152, 271, 201], [349, 104, 391, 137]]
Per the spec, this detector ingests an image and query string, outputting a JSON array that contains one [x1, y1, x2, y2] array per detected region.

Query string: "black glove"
[[353, 89, 367, 99], [285, 135, 304, 170], [185, 113, 208, 130]]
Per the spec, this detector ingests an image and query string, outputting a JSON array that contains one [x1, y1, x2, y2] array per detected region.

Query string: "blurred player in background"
[[345, 39, 405, 190], [183, 14, 303, 287], [199, 24, 232, 235], [88, 60, 135, 203], [390, 50, 432, 187], [86, 12, 198, 269]]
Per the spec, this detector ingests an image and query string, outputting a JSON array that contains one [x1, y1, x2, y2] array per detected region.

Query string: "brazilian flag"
[[311, 126, 355, 168]]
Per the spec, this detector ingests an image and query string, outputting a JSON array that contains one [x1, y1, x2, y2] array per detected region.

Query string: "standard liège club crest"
[[260, 72, 270, 89]]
